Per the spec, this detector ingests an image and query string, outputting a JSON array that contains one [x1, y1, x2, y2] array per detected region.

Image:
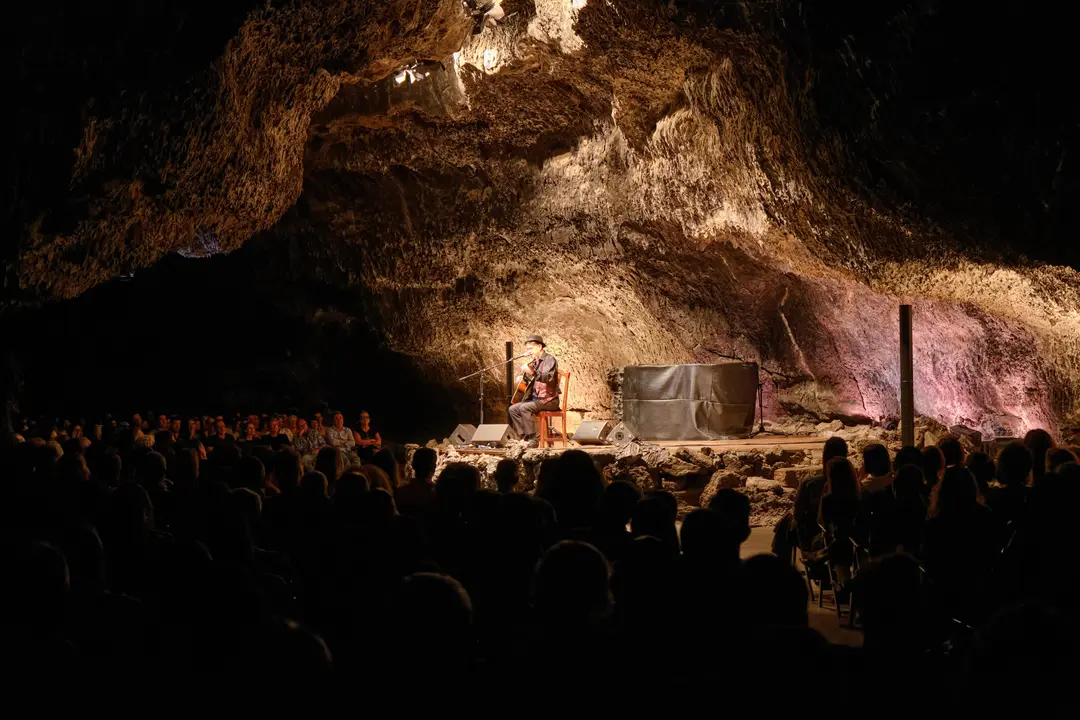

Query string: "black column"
[[900, 304, 914, 447], [505, 341, 514, 403]]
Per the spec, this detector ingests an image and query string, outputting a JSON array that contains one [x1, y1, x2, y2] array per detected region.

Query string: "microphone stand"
[[459, 353, 530, 425]]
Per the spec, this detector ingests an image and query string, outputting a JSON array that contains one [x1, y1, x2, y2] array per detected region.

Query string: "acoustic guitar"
[[510, 363, 536, 404]]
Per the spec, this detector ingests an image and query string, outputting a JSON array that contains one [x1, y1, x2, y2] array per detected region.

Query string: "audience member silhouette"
[[1023, 428, 1055, 486], [794, 436, 848, 549], [920, 445, 945, 490], [937, 434, 965, 468], [965, 451, 996, 501], [922, 466, 998, 626], [396, 447, 437, 518], [494, 458, 519, 494], [990, 441, 1032, 527]]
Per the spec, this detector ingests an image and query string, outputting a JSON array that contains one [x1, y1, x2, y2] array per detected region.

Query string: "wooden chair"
[[537, 370, 571, 448]]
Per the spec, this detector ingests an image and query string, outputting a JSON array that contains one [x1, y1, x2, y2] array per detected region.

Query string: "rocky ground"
[[405, 414, 988, 528]]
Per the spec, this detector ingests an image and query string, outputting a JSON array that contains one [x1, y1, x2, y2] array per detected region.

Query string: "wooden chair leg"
[[560, 416, 568, 447], [538, 417, 547, 447]]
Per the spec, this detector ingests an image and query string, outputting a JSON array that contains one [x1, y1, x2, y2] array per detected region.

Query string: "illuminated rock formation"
[[5, 1, 1079, 438]]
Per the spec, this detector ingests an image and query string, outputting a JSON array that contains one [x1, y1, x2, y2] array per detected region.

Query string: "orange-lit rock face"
[[6, 2, 1080, 436]]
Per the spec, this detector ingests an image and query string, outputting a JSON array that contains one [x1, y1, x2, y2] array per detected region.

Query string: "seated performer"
[[508, 335, 560, 448]]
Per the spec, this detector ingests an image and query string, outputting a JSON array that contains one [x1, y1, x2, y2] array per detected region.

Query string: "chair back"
[[557, 370, 570, 412]]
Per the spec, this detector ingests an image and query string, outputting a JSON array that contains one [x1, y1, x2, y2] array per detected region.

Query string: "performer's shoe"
[[526, 437, 539, 448]]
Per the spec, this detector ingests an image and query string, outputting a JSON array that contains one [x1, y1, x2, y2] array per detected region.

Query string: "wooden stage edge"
[[454, 434, 827, 457]]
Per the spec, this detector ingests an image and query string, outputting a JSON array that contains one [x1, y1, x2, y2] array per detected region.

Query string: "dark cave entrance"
[[6, 238, 467, 444]]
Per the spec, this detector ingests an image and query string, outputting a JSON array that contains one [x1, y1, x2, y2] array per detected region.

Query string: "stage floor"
[[456, 434, 826, 456]]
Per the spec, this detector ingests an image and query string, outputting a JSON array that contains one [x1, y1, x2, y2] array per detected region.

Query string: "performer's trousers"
[[508, 397, 561, 439]]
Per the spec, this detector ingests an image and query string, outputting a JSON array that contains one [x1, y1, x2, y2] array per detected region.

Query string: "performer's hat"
[[524, 335, 546, 347]]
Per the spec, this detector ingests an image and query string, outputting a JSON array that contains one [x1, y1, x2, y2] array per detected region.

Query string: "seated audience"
[[203, 419, 235, 453], [353, 411, 381, 461], [922, 466, 1000, 626], [260, 415, 292, 450], [324, 411, 355, 452], [793, 436, 848, 550], [293, 417, 325, 460], [237, 422, 260, 453], [5, 405, 1077, 688], [818, 457, 862, 593]]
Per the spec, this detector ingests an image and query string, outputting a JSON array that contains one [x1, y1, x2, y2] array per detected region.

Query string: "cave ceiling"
[[5, 0, 1080, 437]]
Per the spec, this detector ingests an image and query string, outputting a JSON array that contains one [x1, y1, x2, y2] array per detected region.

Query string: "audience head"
[[549, 449, 604, 528], [274, 447, 302, 492], [1023, 428, 1055, 482], [332, 411, 344, 429], [599, 480, 643, 528], [937, 434, 965, 468], [234, 455, 266, 494], [680, 508, 736, 565], [315, 447, 345, 485], [372, 448, 401, 488], [173, 447, 200, 489], [931, 466, 978, 517], [892, 464, 927, 503], [825, 457, 860, 499], [997, 441, 1033, 488], [411, 447, 437, 483], [494, 458, 519, 494], [822, 436, 849, 465], [300, 470, 329, 499], [230, 487, 263, 529], [920, 446, 945, 488], [360, 464, 393, 495], [858, 553, 925, 650], [630, 495, 679, 554], [435, 462, 481, 518], [98, 452, 122, 488], [334, 470, 371, 504], [535, 457, 559, 501], [894, 445, 923, 471], [533, 540, 612, 625], [707, 488, 752, 544], [392, 573, 473, 660], [965, 451, 996, 488], [135, 451, 167, 490], [739, 554, 809, 628], [1047, 447, 1078, 474], [862, 443, 891, 478]]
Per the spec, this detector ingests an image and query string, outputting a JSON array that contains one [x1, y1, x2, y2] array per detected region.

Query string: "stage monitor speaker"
[[608, 422, 635, 445], [449, 424, 476, 446], [471, 424, 519, 447], [573, 420, 612, 445]]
